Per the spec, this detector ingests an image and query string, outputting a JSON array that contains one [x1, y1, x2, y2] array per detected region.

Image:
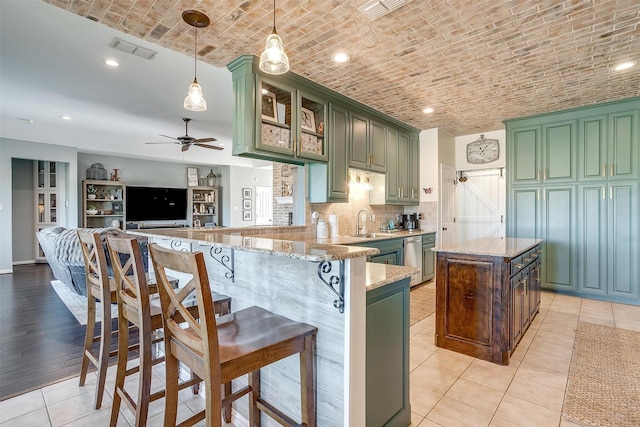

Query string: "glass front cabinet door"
[[258, 78, 327, 162]]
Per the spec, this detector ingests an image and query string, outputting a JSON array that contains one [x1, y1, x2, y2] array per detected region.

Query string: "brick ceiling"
[[47, 0, 640, 135]]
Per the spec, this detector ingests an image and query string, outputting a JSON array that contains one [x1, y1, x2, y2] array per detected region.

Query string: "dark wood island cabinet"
[[435, 238, 542, 365]]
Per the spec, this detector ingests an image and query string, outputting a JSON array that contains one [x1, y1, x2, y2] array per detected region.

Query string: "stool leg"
[[300, 335, 315, 427], [94, 304, 112, 409], [79, 295, 97, 387], [222, 381, 232, 423], [135, 326, 152, 427], [163, 351, 180, 427], [110, 312, 129, 427], [248, 370, 261, 427]]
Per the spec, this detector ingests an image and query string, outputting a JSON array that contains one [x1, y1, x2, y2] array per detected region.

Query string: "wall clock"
[[466, 135, 500, 164]]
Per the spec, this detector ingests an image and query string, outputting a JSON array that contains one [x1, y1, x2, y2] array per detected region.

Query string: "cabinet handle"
[[464, 293, 474, 299], [514, 263, 524, 268], [602, 165, 606, 177], [602, 188, 605, 199], [610, 163, 614, 177], [398, 187, 401, 197], [523, 257, 531, 262], [544, 169, 547, 181], [537, 169, 541, 181], [524, 277, 528, 295], [610, 187, 613, 199]]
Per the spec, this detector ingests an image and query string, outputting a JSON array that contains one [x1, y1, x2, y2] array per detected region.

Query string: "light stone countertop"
[[365, 263, 418, 291], [316, 229, 437, 246], [132, 228, 378, 262], [435, 237, 542, 258]]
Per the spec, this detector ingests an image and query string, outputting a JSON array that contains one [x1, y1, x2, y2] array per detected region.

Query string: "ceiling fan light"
[[259, 32, 289, 75], [184, 78, 207, 111]]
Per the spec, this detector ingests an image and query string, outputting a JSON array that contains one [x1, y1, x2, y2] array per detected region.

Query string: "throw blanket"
[[54, 227, 125, 266]]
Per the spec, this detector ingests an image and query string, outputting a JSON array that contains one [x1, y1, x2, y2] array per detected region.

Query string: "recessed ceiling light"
[[332, 52, 351, 63], [422, 107, 434, 114], [60, 116, 71, 120], [105, 59, 120, 67], [18, 117, 35, 124], [614, 61, 636, 71]]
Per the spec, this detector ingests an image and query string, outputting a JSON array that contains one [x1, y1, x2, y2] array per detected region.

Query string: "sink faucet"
[[356, 209, 373, 235]]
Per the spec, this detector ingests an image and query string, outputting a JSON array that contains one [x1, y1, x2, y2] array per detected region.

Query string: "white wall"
[[11, 159, 35, 263], [0, 138, 79, 273], [419, 128, 439, 202], [228, 166, 273, 227], [454, 129, 506, 170]]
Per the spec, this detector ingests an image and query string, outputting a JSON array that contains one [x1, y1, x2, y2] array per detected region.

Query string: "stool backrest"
[[106, 235, 151, 328], [148, 244, 221, 380], [77, 230, 110, 302]]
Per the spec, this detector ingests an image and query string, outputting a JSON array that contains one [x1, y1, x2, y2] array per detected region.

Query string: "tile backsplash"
[[309, 189, 438, 236]]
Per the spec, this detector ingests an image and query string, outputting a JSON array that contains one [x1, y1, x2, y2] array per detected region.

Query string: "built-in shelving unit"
[[35, 160, 64, 261], [188, 186, 219, 227], [82, 179, 126, 230]]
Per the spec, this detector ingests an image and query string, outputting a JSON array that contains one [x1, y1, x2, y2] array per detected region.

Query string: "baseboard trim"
[[0, 269, 14, 274], [12, 260, 36, 266]]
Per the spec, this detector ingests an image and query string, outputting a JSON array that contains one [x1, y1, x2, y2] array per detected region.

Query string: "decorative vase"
[[88, 194, 96, 200]]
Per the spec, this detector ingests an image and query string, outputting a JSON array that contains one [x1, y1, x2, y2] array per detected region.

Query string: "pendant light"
[[259, 0, 289, 75], [182, 10, 210, 112]]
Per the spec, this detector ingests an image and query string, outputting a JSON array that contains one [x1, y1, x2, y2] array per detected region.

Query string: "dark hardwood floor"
[[0, 264, 116, 400]]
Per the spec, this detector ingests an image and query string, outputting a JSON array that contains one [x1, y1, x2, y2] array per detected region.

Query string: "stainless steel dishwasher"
[[404, 235, 423, 286]]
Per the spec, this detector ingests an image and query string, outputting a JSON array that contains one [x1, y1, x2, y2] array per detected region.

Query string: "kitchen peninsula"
[[435, 237, 542, 365], [132, 226, 416, 426]]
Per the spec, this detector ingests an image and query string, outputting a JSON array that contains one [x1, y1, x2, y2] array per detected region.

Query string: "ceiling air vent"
[[109, 38, 157, 60], [358, 0, 413, 20]]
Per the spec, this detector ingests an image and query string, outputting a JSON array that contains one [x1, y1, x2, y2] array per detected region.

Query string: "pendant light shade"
[[182, 10, 210, 112], [259, 0, 289, 75], [184, 78, 207, 111]]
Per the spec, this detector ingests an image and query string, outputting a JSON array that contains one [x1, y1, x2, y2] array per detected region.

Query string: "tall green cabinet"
[[506, 97, 640, 304]]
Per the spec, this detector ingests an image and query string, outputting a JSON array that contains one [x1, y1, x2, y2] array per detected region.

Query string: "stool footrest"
[[257, 398, 301, 427]]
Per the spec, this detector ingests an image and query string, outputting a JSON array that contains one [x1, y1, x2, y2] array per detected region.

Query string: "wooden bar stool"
[[149, 243, 318, 427], [106, 235, 232, 427], [77, 230, 121, 409]]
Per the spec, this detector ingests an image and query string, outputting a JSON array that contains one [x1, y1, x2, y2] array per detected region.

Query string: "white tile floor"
[[1, 290, 639, 427]]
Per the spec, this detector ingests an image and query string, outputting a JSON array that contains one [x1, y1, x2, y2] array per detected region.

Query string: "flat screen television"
[[126, 186, 187, 222]]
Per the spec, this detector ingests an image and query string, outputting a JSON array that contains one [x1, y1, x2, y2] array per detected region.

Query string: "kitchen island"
[[434, 237, 542, 365], [132, 227, 416, 426]]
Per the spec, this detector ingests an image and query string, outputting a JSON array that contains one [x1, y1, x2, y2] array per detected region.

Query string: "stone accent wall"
[[272, 162, 295, 226]]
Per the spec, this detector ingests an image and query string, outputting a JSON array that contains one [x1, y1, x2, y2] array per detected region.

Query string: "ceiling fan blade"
[[181, 144, 190, 152], [194, 143, 224, 150], [145, 141, 180, 145], [194, 137, 217, 143], [159, 134, 179, 140]]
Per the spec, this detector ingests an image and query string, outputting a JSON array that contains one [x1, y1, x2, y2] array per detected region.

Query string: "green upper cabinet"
[[409, 134, 420, 204], [509, 120, 577, 185], [257, 78, 328, 163], [383, 127, 419, 206], [578, 110, 639, 181], [578, 115, 608, 180], [510, 125, 541, 185], [542, 120, 577, 182], [386, 127, 400, 203], [349, 113, 387, 173], [608, 110, 639, 180], [308, 103, 350, 203]]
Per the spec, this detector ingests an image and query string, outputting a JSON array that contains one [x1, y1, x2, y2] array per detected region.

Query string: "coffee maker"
[[398, 213, 421, 230]]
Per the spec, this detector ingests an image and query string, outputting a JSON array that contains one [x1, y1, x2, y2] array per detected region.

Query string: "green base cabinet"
[[355, 238, 404, 265], [366, 277, 411, 426], [422, 233, 436, 281], [506, 97, 640, 305]]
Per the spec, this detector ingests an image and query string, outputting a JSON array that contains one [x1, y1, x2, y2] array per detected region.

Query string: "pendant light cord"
[[272, 0, 277, 33], [193, 24, 197, 79]]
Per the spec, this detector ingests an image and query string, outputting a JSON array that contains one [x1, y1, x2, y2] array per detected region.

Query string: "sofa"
[[37, 226, 148, 296]]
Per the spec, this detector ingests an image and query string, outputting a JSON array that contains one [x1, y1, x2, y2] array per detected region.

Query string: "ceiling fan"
[[146, 118, 222, 152]]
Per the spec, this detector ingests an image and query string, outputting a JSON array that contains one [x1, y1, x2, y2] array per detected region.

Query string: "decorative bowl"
[[86, 209, 98, 215]]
